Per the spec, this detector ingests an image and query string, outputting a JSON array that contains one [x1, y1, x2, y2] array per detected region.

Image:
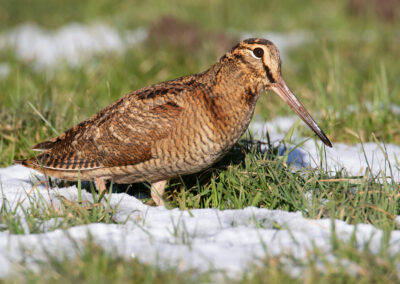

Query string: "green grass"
[[165, 140, 399, 231], [0, 0, 399, 282], [241, 243, 400, 284], [0, 178, 117, 234], [5, 241, 212, 284], [3, 236, 400, 283], [0, 0, 389, 31]]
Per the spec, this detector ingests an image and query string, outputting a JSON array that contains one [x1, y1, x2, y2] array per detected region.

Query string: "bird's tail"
[[14, 157, 42, 171]]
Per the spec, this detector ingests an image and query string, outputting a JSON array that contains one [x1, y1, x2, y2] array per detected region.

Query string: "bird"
[[16, 38, 332, 206]]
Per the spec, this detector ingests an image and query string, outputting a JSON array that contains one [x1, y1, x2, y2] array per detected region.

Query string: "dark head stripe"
[[263, 65, 276, 83], [243, 38, 273, 46]]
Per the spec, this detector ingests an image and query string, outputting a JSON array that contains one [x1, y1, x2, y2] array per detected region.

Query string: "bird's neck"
[[192, 60, 264, 143], [191, 61, 264, 150], [201, 60, 264, 107]]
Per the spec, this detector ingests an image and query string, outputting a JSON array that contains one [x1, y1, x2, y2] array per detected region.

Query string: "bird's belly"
[[146, 112, 252, 179], [112, 107, 253, 184]]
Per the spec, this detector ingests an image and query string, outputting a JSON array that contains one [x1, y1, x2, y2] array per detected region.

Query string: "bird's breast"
[[162, 94, 254, 164]]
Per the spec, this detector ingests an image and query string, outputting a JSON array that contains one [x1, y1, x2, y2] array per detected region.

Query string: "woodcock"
[[17, 38, 332, 206]]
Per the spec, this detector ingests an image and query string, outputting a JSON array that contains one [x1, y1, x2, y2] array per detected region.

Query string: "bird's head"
[[228, 38, 332, 147]]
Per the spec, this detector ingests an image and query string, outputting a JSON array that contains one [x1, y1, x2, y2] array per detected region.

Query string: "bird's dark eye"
[[253, 48, 264, 58]]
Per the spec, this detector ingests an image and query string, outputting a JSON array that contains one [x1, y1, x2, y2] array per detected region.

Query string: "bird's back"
[[17, 67, 257, 183]]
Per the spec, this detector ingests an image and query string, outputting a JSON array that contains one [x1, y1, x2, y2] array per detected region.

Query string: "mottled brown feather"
[[29, 84, 185, 171]]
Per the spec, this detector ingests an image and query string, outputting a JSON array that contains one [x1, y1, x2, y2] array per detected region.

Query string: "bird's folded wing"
[[29, 85, 185, 171]]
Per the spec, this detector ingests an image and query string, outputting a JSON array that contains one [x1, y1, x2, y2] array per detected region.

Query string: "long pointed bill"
[[271, 77, 332, 147]]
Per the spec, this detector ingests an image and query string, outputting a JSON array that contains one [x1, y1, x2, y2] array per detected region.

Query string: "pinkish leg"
[[150, 180, 167, 206], [95, 177, 107, 193]]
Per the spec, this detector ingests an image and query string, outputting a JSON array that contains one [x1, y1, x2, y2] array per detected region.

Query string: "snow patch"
[[251, 117, 400, 180], [0, 23, 147, 69], [0, 165, 399, 278], [0, 22, 312, 70]]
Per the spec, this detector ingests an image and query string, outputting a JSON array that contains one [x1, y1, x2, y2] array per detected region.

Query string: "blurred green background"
[[0, 0, 399, 166], [0, 0, 398, 31]]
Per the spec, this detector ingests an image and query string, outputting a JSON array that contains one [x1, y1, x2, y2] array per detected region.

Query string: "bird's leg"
[[150, 180, 167, 206], [94, 177, 107, 193]]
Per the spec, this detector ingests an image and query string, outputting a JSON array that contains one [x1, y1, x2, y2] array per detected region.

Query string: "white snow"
[[0, 120, 400, 278], [251, 117, 400, 180], [0, 165, 399, 279], [0, 23, 147, 69]]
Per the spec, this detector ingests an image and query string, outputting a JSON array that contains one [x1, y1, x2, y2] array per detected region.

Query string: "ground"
[[0, 0, 399, 283]]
